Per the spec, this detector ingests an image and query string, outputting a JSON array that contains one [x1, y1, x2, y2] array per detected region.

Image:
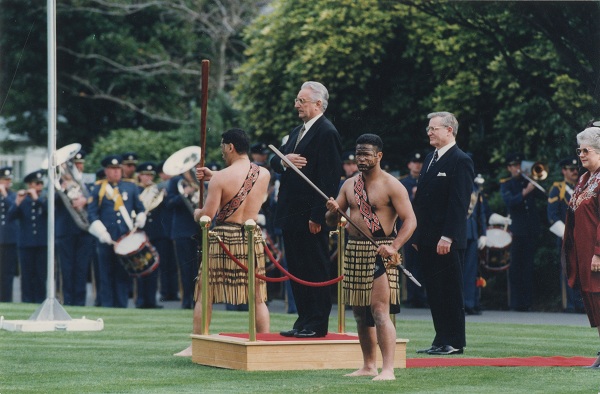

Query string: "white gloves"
[[488, 213, 512, 226], [256, 213, 266, 227], [135, 212, 147, 229], [477, 235, 487, 250], [549, 220, 565, 238], [88, 220, 112, 244]]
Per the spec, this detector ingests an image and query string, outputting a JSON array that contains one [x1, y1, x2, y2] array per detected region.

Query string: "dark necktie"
[[427, 150, 439, 172], [294, 125, 306, 151]]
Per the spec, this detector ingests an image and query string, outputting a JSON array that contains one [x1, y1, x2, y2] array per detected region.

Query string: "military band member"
[[548, 157, 584, 313], [135, 162, 162, 308], [88, 155, 146, 308], [55, 151, 94, 306], [8, 170, 48, 303], [399, 151, 427, 309], [0, 167, 18, 301], [156, 161, 179, 302], [165, 158, 200, 309], [121, 152, 139, 183], [500, 153, 546, 311]]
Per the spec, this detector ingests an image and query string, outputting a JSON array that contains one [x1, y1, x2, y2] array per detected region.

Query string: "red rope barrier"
[[215, 239, 288, 282], [263, 240, 344, 287], [215, 238, 343, 287]]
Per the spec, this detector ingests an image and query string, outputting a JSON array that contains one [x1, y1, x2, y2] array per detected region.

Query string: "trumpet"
[[519, 160, 548, 193]]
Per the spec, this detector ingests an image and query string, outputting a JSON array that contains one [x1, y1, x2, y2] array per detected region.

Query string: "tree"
[[234, 1, 600, 175], [0, 0, 265, 150]]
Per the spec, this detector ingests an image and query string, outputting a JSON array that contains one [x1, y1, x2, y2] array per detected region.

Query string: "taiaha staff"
[[268, 144, 422, 287], [198, 59, 210, 209]]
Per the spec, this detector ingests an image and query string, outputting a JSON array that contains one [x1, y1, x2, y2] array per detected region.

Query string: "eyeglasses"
[[576, 148, 596, 156], [294, 98, 316, 105], [425, 126, 447, 133]]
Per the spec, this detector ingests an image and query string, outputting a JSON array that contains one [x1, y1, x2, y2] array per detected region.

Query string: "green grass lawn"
[[1, 302, 599, 393]]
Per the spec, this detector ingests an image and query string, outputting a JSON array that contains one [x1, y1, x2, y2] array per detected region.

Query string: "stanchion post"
[[199, 216, 211, 335], [337, 217, 346, 333], [244, 219, 257, 342]]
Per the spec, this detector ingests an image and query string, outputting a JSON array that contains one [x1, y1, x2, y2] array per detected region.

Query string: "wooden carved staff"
[[198, 59, 210, 209]]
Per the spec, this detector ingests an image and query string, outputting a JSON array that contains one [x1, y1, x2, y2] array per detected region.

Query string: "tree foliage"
[[234, 1, 600, 179], [0, 0, 264, 152]]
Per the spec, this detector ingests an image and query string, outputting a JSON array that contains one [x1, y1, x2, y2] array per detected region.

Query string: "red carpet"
[[407, 356, 596, 368], [221, 332, 360, 341]]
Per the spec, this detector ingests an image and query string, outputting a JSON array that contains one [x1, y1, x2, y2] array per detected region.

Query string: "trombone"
[[519, 160, 548, 194]]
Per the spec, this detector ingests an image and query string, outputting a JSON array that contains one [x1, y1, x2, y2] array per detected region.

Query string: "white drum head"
[[485, 228, 512, 249], [114, 232, 147, 255]]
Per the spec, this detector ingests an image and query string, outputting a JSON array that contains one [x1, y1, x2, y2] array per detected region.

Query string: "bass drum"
[[480, 226, 512, 272], [114, 231, 160, 277]]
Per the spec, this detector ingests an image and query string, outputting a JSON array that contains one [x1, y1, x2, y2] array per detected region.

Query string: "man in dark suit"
[[270, 81, 342, 338], [412, 111, 474, 355]]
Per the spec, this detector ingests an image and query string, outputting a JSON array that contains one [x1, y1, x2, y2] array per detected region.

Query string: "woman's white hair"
[[577, 127, 600, 151]]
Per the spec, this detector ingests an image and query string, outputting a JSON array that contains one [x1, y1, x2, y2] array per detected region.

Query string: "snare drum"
[[114, 231, 159, 277], [481, 226, 512, 272]]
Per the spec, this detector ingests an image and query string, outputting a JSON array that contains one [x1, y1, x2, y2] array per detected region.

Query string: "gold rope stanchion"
[[337, 217, 346, 333], [199, 216, 211, 335], [244, 219, 257, 342]]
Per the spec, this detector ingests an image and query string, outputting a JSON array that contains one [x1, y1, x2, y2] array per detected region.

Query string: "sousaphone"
[[42, 143, 90, 231]]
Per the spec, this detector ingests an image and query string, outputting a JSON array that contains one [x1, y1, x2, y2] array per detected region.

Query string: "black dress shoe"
[[294, 329, 326, 338], [465, 307, 482, 316], [428, 345, 463, 355], [280, 329, 299, 337], [416, 345, 439, 354]]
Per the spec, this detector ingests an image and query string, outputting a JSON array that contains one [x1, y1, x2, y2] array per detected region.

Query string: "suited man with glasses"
[[271, 81, 342, 338], [413, 111, 474, 356]]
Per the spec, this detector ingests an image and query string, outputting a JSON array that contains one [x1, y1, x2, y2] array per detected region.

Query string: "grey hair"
[[577, 127, 600, 151], [427, 111, 459, 136], [301, 81, 329, 111]]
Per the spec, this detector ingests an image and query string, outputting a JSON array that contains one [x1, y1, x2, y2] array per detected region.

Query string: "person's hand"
[[196, 166, 213, 182], [377, 244, 398, 260], [326, 197, 339, 213], [284, 154, 307, 169], [193, 208, 203, 222], [134, 212, 147, 229], [0, 184, 6, 197], [477, 235, 487, 250], [592, 254, 600, 273], [437, 238, 451, 255], [308, 220, 321, 234], [522, 182, 536, 196], [98, 231, 113, 245]]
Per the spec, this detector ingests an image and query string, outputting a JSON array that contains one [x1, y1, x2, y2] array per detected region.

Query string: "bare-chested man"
[[175, 128, 271, 357], [325, 133, 416, 380]]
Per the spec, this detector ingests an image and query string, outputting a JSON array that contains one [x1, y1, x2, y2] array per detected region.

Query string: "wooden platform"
[[191, 332, 408, 371]]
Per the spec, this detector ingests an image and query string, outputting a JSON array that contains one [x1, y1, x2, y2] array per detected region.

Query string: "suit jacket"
[[271, 115, 342, 229], [413, 145, 474, 249]]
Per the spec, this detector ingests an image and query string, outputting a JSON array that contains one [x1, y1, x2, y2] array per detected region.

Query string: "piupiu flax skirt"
[[194, 223, 267, 305], [344, 237, 401, 307]]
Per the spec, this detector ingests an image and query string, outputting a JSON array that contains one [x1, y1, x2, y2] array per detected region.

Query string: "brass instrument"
[[139, 183, 166, 212], [44, 143, 90, 231], [163, 146, 202, 215], [519, 160, 548, 193]]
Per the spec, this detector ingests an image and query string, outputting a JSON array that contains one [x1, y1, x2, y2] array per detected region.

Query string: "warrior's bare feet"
[[173, 345, 192, 357], [373, 370, 396, 381], [344, 367, 378, 377]]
